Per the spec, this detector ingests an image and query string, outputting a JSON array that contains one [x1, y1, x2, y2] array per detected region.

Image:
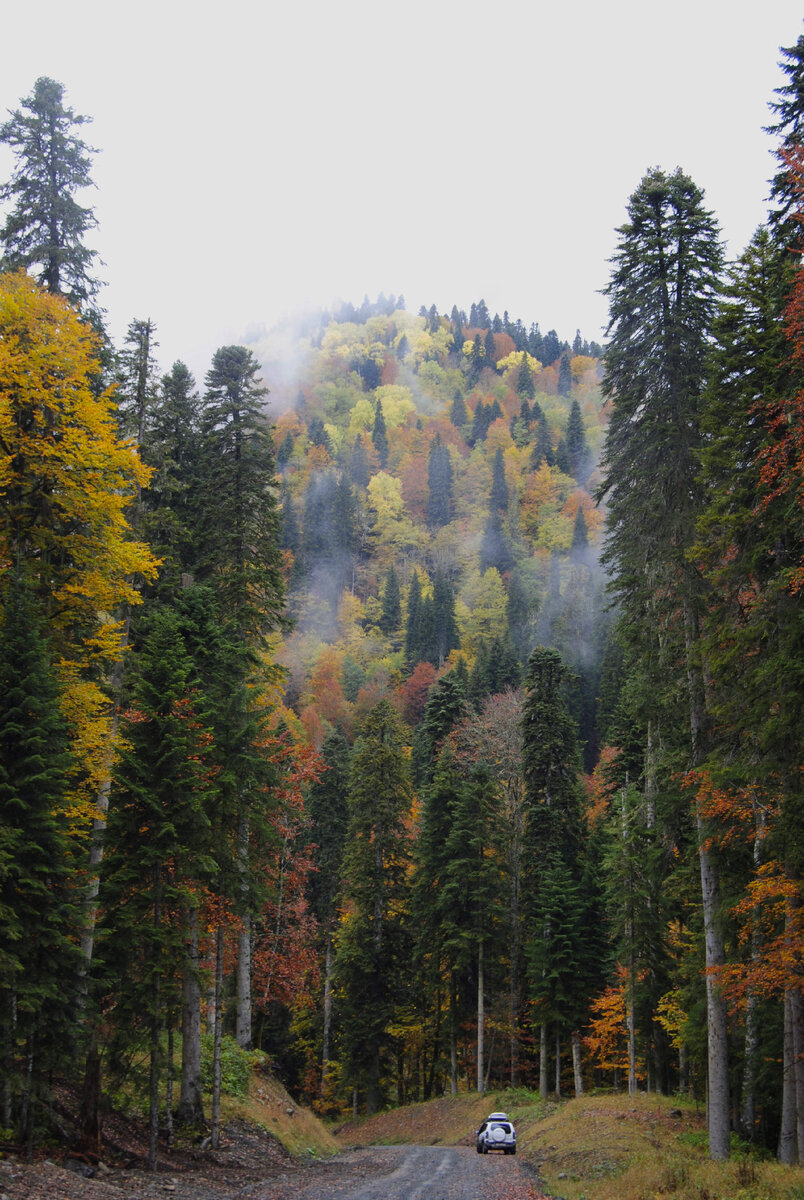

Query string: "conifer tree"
[[558, 352, 572, 396], [566, 399, 588, 479], [306, 729, 351, 1086], [379, 565, 402, 636], [516, 352, 536, 399], [0, 567, 81, 1147], [449, 390, 468, 428], [197, 345, 285, 643], [489, 446, 509, 511], [427, 433, 453, 527], [0, 77, 101, 309], [371, 399, 389, 467], [598, 166, 728, 1156], [335, 701, 412, 1112]]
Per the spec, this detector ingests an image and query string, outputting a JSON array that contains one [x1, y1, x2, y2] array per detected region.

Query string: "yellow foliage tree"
[[0, 272, 158, 822]]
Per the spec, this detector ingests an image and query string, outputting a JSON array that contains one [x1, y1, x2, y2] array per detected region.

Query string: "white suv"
[[476, 1111, 517, 1154]]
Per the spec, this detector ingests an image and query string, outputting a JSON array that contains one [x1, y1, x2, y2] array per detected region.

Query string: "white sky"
[[1, 1, 802, 379]]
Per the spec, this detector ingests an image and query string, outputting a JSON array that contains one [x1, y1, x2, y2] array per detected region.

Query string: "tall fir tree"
[[0, 77, 101, 309]]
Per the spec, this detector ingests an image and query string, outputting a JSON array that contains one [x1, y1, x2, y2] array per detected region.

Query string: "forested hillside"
[[0, 34, 803, 1176]]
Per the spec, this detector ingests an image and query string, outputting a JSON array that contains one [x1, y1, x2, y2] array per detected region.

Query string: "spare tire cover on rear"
[[491, 1126, 506, 1141]]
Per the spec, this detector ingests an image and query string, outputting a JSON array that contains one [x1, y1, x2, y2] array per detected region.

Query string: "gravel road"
[[248, 1144, 549, 1200]]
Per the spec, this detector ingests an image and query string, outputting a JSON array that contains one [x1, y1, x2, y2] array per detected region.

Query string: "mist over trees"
[[0, 40, 803, 1172]]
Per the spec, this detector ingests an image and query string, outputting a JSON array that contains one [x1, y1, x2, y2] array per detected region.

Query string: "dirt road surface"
[[248, 1144, 549, 1200]]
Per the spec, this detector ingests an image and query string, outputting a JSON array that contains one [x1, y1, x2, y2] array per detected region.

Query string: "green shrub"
[[200, 1034, 266, 1097]]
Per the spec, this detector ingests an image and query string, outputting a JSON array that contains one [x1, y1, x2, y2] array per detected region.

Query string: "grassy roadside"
[[335, 1089, 804, 1200]]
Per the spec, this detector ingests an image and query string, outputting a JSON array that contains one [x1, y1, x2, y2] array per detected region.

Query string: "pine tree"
[[0, 77, 101, 309]]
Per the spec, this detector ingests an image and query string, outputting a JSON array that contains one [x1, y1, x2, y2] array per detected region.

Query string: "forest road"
[[247, 1144, 550, 1200]]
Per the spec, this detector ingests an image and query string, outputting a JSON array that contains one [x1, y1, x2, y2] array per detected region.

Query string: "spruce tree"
[[489, 446, 509, 511], [0, 77, 101, 308]]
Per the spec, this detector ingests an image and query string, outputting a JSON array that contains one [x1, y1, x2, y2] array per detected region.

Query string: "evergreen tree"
[[566, 399, 589, 479], [335, 701, 412, 1112], [197, 345, 285, 643], [542, 329, 561, 365], [276, 430, 294, 466], [0, 77, 101, 308], [489, 446, 509, 511], [372, 400, 389, 467], [530, 419, 555, 468], [484, 328, 497, 370], [449, 389, 468, 428], [0, 568, 81, 1145], [404, 570, 423, 667], [99, 606, 215, 1166], [516, 352, 535, 399], [558, 352, 572, 396], [570, 506, 589, 558], [598, 166, 728, 1157], [430, 569, 460, 667], [427, 433, 453, 527], [411, 668, 467, 786], [350, 433, 371, 488], [379, 565, 402, 636], [480, 509, 514, 575]]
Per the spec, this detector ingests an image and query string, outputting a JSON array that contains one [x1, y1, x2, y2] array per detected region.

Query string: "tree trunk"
[[627, 946, 637, 1095], [236, 805, 252, 1050], [236, 913, 252, 1050], [697, 826, 730, 1160], [211, 927, 224, 1150], [321, 933, 334, 1095], [555, 1030, 561, 1098], [476, 940, 484, 1093], [77, 1040, 103, 1159], [166, 1023, 174, 1147], [148, 877, 162, 1173], [449, 973, 458, 1096], [539, 1022, 549, 1098], [572, 1030, 583, 1097], [177, 907, 205, 1126], [779, 989, 797, 1163]]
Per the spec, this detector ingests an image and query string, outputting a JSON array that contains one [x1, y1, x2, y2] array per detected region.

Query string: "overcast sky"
[[1, 1, 802, 378]]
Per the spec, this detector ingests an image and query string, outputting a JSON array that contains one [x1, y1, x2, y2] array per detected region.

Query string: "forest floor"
[[1, 1083, 802, 1200]]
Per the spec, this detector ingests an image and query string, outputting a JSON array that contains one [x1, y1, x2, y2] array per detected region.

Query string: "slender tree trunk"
[[211, 927, 224, 1150], [178, 906, 205, 1126], [321, 933, 334, 1094], [148, 877, 162, 1173], [686, 601, 729, 1160], [166, 1023, 174, 1147], [540, 1023, 549, 1098], [555, 1030, 562, 1097], [740, 813, 765, 1141], [793, 982, 804, 1165], [628, 946, 637, 1095], [476, 940, 484, 1093], [77, 1040, 103, 1158], [236, 807, 252, 1050], [779, 990, 797, 1163], [450, 973, 458, 1096], [698, 827, 730, 1160], [572, 1031, 583, 1097]]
